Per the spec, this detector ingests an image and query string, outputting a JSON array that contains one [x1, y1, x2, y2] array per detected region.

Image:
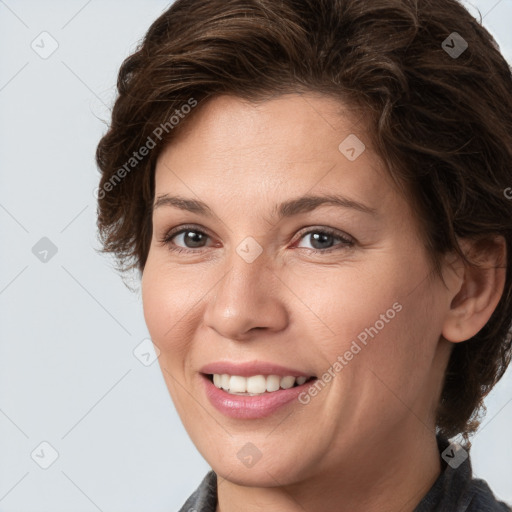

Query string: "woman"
[[95, 0, 512, 510]]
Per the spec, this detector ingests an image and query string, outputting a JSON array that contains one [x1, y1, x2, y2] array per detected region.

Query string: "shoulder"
[[464, 477, 512, 512], [415, 436, 511, 512], [177, 470, 217, 512]]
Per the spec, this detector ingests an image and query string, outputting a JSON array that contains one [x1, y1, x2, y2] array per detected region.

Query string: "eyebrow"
[[153, 193, 378, 219]]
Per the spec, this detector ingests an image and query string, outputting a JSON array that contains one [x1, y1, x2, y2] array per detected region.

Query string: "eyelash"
[[158, 224, 355, 255]]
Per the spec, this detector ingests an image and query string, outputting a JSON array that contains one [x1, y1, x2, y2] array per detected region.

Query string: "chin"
[[214, 462, 303, 487]]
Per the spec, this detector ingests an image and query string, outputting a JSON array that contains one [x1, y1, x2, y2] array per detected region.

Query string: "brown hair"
[[96, 0, 512, 442]]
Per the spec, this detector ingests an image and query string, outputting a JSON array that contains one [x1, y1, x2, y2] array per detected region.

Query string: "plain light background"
[[0, 1, 511, 511]]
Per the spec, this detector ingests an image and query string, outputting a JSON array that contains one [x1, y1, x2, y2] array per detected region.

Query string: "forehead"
[[154, 93, 398, 213]]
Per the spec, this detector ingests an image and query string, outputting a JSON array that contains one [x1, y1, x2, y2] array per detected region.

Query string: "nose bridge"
[[219, 233, 271, 299], [203, 240, 288, 338]]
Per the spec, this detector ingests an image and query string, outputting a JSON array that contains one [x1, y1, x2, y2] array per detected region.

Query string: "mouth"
[[203, 373, 317, 396]]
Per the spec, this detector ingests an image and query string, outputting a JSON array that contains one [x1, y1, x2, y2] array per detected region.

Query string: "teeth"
[[266, 375, 280, 392], [211, 373, 311, 394], [220, 374, 230, 389], [229, 375, 246, 393], [247, 375, 267, 394], [280, 376, 295, 389]]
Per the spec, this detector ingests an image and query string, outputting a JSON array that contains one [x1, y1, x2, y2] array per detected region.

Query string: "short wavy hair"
[[96, 0, 512, 441]]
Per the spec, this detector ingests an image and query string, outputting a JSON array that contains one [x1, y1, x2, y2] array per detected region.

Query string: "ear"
[[442, 236, 507, 343]]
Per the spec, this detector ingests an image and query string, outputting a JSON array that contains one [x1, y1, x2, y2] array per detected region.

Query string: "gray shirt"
[[178, 437, 511, 511]]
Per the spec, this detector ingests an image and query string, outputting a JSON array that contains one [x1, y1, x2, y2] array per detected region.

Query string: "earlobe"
[[441, 236, 507, 344]]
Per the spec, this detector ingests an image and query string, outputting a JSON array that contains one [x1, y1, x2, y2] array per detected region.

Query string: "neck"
[[216, 428, 441, 512]]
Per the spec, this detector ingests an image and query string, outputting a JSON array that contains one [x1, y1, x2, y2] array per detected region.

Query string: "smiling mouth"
[[204, 373, 317, 395]]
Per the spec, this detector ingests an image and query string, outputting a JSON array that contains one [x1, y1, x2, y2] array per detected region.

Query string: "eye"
[[294, 227, 354, 252], [159, 225, 354, 255], [159, 225, 212, 254]]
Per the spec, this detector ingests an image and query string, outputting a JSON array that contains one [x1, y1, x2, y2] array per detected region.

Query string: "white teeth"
[[229, 375, 247, 393], [220, 374, 230, 389], [280, 376, 296, 389], [266, 374, 280, 392], [211, 374, 312, 394], [247, 375, 267, 394]]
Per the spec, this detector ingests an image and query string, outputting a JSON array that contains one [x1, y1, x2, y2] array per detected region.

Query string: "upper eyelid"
[[163, 224, 213, 240]]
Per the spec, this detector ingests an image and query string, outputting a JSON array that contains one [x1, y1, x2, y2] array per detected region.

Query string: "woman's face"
[[142, 93, 454, 486]]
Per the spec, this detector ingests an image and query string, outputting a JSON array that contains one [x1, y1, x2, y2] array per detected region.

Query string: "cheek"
[[306, 267, 442, 439], [344, 275, 441, 414], [141, 257, 204, 360], [288, 261, 406, 352], [304, 253, 438, 386]]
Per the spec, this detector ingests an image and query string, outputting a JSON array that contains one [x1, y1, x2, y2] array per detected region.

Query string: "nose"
[[203, 248, 289, 341]]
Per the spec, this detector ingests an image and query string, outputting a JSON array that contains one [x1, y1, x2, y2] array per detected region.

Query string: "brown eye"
[[159, 225, 212, 253], [173, 229, 208, 249], [295, 228, 354, 252]]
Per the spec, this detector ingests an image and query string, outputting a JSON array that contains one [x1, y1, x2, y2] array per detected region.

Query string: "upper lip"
[[200, 361, 315, 378]]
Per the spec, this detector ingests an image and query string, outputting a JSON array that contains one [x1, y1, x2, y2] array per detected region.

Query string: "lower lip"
[[202, 374, 316, 419]]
